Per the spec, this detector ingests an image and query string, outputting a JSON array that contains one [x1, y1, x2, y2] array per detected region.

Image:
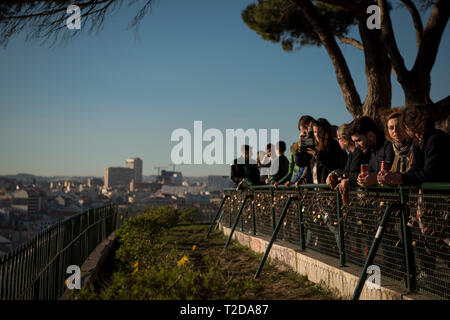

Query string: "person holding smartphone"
[[295, 118, 346, 185]]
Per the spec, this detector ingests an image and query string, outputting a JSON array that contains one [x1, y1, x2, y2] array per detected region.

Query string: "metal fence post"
[[241, 207, 244, 232], [224, 195, 252, 249], [336, 190, 347, 267], [297, 194, 306, 251], [229, 197, 233, 228], [271, 188, 276, 231], [206, 195, 230, 238], [252, 196, 256, 236], [400, 187, 417, 292], [255, 196, 298, 278], [352, 204, 393, 300]]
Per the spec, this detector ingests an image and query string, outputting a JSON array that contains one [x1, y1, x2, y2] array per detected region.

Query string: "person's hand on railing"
[[337, 177, 349, 205], [285, 181, 291, 187], [273, 181, 279, 188], [357, 172, 377, 187], [377, 172, 403, 186], [326, 172, 339, 189], [295, 181, 300, 189]]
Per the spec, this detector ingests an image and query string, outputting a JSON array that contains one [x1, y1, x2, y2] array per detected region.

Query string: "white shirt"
[[260, 155, 272, 176]]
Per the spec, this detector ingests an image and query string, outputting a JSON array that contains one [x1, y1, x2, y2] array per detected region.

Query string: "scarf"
[[392, 140, 413, 173]]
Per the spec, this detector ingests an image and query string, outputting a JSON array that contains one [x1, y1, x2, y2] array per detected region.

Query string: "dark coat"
[[230, 157, 260, 186], [401, 129, 450, 185], [268, 154, 290, 184], [342, 148, 372, 187], [368, 134, 395, 173], [295, 139, 346, 184]]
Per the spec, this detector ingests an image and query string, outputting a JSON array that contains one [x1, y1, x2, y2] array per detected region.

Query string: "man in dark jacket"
[[348, 117, 400, 272], [327, 123, 372, 189], [230, 145, 260, 187], [348, 117, 395, 187], [268, 141, 289, 184]]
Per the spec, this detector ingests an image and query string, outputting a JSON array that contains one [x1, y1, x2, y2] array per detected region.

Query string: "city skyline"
[[1, 0, 449, 177]]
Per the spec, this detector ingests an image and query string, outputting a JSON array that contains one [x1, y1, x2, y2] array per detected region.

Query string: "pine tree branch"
[[377, 0, 409, 83], [292, 0, 363, 116], [336, 33, 364, 50], [412, 0, 450, 78]]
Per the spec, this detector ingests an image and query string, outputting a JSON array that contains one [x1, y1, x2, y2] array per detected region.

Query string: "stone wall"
[[219, 223, 432, 300]]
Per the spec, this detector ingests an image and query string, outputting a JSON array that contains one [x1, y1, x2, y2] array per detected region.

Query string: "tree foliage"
[[242, 0, 357, 51], [0, 0, 154, 46]]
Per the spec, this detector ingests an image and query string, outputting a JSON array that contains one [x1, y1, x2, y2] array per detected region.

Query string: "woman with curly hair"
[[378, 105, 450, 185], [383, 107, 414, 173]]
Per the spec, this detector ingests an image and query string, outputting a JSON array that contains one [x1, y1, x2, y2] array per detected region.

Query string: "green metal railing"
[[0, 203, 129, 300], [207, 183, 450, 300]]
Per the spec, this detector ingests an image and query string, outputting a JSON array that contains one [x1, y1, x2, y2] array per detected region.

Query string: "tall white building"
[[126, 158, 143, 183]]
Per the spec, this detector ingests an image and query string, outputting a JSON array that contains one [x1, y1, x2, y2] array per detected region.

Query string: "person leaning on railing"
[[230, 144, 261, 189], [347, 116, 395, 187], [377, 105, 450, 186], [326, 123, 372, 201], [273, 142, 303, 188], [291, 115, 315, 187], [326, 123, 372, 255], [382, 108, 414, 173], [258, 143, 273, 184], [377, 107, 417, 277], [377, 105, 450, 283], [294, 118, 347, 185], [267, 141, 289, 185]]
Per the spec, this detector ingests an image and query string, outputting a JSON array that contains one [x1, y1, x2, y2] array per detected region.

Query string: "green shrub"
[[73, 206, 258, 300]]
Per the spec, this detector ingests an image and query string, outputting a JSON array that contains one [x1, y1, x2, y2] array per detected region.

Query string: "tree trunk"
[[402, 76, 450, 134], [357, 17, 392, 122]]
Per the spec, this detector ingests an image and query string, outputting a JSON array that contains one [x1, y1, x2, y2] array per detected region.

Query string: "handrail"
[[225, 182, 450, 192], [0, 203, 128, 300]]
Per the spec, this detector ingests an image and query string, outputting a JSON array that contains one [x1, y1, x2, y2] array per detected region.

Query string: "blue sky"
[[0, 0, 449, 177]]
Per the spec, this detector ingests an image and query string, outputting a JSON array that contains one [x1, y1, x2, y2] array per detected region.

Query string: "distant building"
[[126, 158, 143, 183], [161, 170, 183, 186], [207, 175, 233, 191], [11, 188, 46, 214], [104, 167, 134, 189], [161, 185, 205, 195], [0, 194, 11, 208], [87, 177, 103, 188], [130, 181, 161, 194]]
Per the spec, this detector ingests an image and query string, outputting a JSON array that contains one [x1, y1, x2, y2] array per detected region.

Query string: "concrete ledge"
[[60, 231, 117, 299], [219, 224, 426, 300]]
